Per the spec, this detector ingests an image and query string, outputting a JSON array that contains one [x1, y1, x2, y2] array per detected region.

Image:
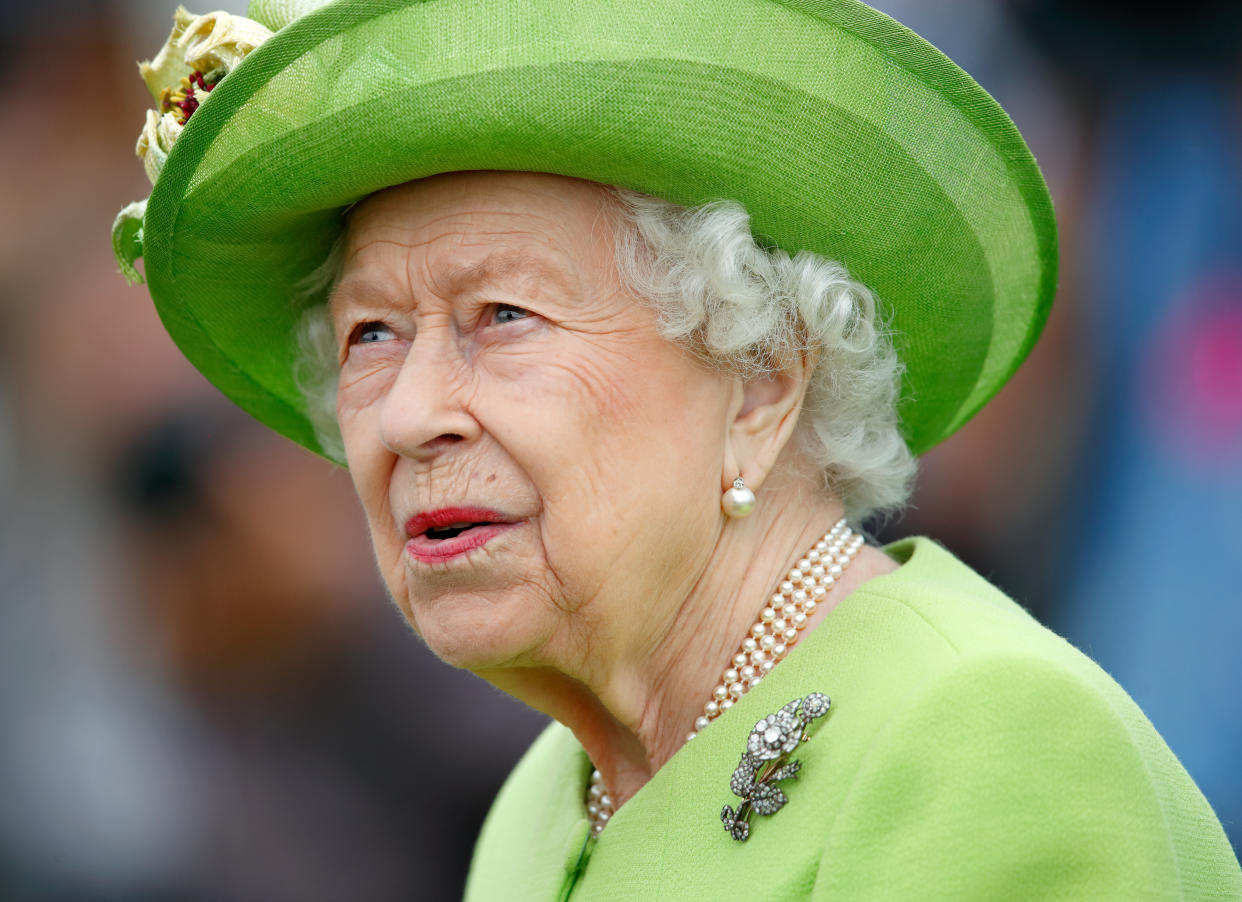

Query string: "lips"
[[404, 507, 517, 563]]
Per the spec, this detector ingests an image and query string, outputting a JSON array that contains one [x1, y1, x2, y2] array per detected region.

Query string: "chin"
[[405, 590, 553, 672]]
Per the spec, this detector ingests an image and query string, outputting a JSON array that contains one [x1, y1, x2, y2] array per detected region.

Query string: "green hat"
[[114, 0, 1057, 459]]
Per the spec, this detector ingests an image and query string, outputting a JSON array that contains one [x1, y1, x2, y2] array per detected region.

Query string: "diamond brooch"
[[720, 693, 831, 841]]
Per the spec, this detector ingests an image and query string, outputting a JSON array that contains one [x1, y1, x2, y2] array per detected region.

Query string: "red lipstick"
[[404, 507, 517, 564]]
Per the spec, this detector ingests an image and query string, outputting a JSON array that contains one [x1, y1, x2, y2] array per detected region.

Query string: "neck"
[[477, 471, 896, 810]]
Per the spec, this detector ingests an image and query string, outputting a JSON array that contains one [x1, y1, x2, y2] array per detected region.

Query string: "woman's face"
[[332, 172, 736, 672]]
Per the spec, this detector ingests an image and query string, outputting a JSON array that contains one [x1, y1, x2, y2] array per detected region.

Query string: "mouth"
[[404, 507, 518, 563]]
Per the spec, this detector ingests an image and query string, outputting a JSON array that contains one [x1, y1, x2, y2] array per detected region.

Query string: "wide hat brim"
[[142, 0, 1057, 459]]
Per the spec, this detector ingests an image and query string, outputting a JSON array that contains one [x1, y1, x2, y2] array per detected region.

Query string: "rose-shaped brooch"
[[720, 693, 830, 842]]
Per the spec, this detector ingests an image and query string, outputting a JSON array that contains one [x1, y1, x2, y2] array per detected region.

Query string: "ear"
[[721, 351, 816, 493]]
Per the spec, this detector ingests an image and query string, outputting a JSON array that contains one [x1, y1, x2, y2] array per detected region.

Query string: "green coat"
[[466, 538, 1242, 900]]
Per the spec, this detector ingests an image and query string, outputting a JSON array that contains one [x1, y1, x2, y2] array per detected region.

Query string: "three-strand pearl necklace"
[[586, 519, 863, 835]]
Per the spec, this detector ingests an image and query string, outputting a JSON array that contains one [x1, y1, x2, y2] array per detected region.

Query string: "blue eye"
[[493, 305, 531, 324], [354, 322, 395, 344]]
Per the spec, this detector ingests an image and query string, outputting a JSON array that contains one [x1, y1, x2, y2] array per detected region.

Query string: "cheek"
[[338, 397, 408, 610], [476, 332, 730, 574], [478, 337, 643, 485], [486, 322, 720, 435], [567, 335, 727, 467], [338, 346, 402, 410]]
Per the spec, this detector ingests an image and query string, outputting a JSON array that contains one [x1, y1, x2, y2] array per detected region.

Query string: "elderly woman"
[[113, 0, 1241, 898]]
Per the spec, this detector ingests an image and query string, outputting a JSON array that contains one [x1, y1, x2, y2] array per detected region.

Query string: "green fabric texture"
[[466, 538, 1242, 901], [135, 0, 1057, 459]]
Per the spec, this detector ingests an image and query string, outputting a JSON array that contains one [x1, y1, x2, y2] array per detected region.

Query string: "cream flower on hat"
[[114, 6, 272, 283], [135, 6, 272, 184], [135, 110, 183, 186]]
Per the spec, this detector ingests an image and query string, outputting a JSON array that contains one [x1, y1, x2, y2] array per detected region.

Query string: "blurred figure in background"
[[107, 403, 544, 900], [1016, 0, 1242, 853]]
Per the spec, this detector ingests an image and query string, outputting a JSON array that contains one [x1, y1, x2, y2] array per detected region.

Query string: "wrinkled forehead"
[[333, 171, 623, 303]]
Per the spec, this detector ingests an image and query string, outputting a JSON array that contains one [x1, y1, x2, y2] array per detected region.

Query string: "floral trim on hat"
[[136, 7, 272, 183], [113, 6, 272, 283]]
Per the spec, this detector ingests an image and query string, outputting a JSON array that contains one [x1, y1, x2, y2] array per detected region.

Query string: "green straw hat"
[[114, 0, 1057, 459]]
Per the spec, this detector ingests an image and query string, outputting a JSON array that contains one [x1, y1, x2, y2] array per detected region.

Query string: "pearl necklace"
[[586, 519, 863, 835]]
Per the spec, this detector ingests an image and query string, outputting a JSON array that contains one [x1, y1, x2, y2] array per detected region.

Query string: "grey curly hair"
[[292, 186, 915, 523]]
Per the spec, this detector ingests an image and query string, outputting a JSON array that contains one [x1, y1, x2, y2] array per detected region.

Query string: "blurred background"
[[1, 0, 1239, 898]]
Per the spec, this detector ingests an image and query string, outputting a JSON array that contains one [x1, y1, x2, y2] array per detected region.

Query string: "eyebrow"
[[329, 277, 404, 318], [330, 248, 579, 316]]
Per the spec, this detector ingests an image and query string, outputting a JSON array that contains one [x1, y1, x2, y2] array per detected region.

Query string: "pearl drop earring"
[[721, 477, 757, 518]]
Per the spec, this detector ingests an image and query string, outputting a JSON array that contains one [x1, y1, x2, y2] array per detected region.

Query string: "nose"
[[378, 329, 481, 461]]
